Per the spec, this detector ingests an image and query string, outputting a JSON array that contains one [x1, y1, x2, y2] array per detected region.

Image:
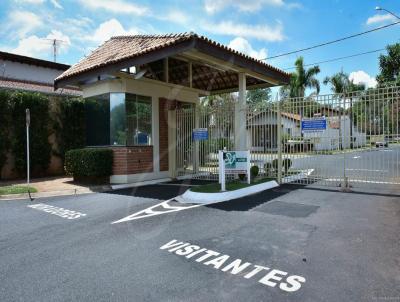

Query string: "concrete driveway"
[[0, 182, 399, 301]]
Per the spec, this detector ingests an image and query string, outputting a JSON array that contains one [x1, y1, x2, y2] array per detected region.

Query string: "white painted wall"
[[303, 116, 367, 150], [0, 59, 64, 84]]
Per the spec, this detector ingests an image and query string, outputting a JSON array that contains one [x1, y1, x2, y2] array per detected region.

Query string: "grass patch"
[[0, 185, 38, 195], [191, 177, 274, 193]]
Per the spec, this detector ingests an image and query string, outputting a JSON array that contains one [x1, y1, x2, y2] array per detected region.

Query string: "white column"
[[168, 109, 177, 178], [152, 97, 160, 173], [235, 72, 247, 151]]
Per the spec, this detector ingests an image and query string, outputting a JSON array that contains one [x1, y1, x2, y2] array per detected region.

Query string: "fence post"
[[277, 93, 283, 184]]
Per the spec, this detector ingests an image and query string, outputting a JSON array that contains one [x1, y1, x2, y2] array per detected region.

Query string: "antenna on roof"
[[41, 38, 67, 62]]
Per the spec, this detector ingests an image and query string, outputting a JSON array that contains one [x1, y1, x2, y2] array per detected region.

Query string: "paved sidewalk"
[[0, 177, 111, 200]]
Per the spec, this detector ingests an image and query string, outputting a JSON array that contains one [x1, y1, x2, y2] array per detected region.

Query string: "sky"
[[0, 0, 399, 94]]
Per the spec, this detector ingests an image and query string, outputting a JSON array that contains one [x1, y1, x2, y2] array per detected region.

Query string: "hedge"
[[0, 90, 11, 174], [55, 97, 86, 163], [65, 148, 113, 178], [11, 91, 52, 174]]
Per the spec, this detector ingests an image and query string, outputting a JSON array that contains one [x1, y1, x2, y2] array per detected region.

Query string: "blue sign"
[[137, 132, 148, 144], [301, 118, 327, 133], [192, 128, 208, 141]]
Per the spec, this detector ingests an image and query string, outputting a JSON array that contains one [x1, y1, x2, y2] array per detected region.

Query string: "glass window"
[[110, 93, 126, 145], [85, 94, 110, 146], [126, 94, 152, 146], [85, 93, 152, 147]]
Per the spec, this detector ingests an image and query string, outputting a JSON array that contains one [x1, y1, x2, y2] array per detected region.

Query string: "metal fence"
[[175, 86, 400, 188], [175, 100, 235, 180]]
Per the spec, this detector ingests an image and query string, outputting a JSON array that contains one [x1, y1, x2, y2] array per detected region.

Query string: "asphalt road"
[[1, 179, 399, 301], [291, 145, 400, 187]]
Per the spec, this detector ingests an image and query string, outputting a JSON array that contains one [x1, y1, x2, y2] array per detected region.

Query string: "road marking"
[[353, 156, 361, 159], [111, 199, 203, 224], [160, 239, 306, 293], [27, 203, 86, 220]]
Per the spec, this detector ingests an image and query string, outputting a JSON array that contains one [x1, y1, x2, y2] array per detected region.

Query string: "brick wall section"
[[111, 146, 153, 175], [159, 98, 169, 171]]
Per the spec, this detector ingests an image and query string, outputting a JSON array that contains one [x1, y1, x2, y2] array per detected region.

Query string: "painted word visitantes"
[[160, 239, 306, 293]]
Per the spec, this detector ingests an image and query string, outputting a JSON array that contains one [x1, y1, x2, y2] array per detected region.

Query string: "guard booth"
[[55, 33, 289, 184]]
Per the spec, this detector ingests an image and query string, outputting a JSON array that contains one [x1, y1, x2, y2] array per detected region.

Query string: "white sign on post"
[[219, 150, 251, 191]]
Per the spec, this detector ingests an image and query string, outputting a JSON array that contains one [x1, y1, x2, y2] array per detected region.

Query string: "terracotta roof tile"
[[0, 77, 81, 96], [56, 33, 289, 88]]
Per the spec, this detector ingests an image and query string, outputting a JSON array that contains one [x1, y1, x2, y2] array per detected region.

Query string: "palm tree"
[[323, 71, 366, 149], [323, 71, 366, 94], [280, 57, 321, 98]]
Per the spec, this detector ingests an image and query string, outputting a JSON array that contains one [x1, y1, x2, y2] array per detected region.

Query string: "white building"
[[247, 110, 367, 151]]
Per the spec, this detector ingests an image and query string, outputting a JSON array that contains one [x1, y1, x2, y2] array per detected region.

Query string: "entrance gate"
[[175, 101, 235, 180], [175, 86, 400, 188]]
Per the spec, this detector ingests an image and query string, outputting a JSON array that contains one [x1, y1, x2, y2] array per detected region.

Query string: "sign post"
[[219, 150, 250, 191], [26, 109, 30, 189]]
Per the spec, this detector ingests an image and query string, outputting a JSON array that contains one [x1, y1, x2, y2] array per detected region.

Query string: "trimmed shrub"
[[65, 148, 113, 182], [56, 97, 86, 163], [283, 158, 292, 173], [0, 90, 11, 177], [238, 173, 246, 181], [250, 165, 259, 179], [264, 162, 272, 176], [11, 92, 51, 175], [272, 158, 279, 172]]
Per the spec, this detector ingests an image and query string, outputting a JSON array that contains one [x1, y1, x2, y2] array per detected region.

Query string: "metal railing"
[[175, 86, 400, 188]]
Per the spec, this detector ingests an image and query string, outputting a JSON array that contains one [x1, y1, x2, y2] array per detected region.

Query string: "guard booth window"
[[85, 93, 152, 146]]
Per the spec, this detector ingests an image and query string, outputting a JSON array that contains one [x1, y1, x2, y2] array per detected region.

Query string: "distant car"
[[375, 141, 388, 148]]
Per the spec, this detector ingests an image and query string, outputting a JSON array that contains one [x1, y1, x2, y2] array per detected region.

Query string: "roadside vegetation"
[[0, 185, 37, 195]]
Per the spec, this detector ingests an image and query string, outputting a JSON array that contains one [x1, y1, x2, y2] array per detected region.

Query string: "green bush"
[[11, 92, 51, 175], [272, 158, 279, 171], [264, 162, 272, 176], [283, 158, 292, 173], [250, 165, 259, 179], [0, 90, 11, 176], [55, 97, 86, 163], [238, 173, 246, 181], [65, 148, 113, 178]]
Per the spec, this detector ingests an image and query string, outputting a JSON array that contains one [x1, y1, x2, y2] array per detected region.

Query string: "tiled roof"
[[0, 77, 81, 96], [55, 33, 290, 90]]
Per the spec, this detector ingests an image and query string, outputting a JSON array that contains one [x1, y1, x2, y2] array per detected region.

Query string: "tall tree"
[[246, 87, 272, 109], [280, 57, 320, 98], [323, 71, 365, 93], [377, 43, 400, 86]]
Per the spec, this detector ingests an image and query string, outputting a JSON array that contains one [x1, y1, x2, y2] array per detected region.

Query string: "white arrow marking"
[[111, 199, 203, 224]]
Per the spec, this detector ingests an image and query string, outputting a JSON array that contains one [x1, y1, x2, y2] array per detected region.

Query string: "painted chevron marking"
[[111, 199, 203, 224]]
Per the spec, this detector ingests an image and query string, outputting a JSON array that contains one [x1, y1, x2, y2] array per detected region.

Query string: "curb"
[[177, 180, 279, 204]]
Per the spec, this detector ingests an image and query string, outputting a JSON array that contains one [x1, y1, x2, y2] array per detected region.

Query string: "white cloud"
[[349, 71, 377, 88], [50, 0, 63, 9], [7, 11, 42, 38], [228, 37, 267, 60], [366, 13, 397, 25], [13, 30, 71, 58], [202, 21, 284, 42], [204, 0, 293, 13], [14, 0, 45, 3], [78, 0, 148, 15], [86, 19, 140, 44]]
